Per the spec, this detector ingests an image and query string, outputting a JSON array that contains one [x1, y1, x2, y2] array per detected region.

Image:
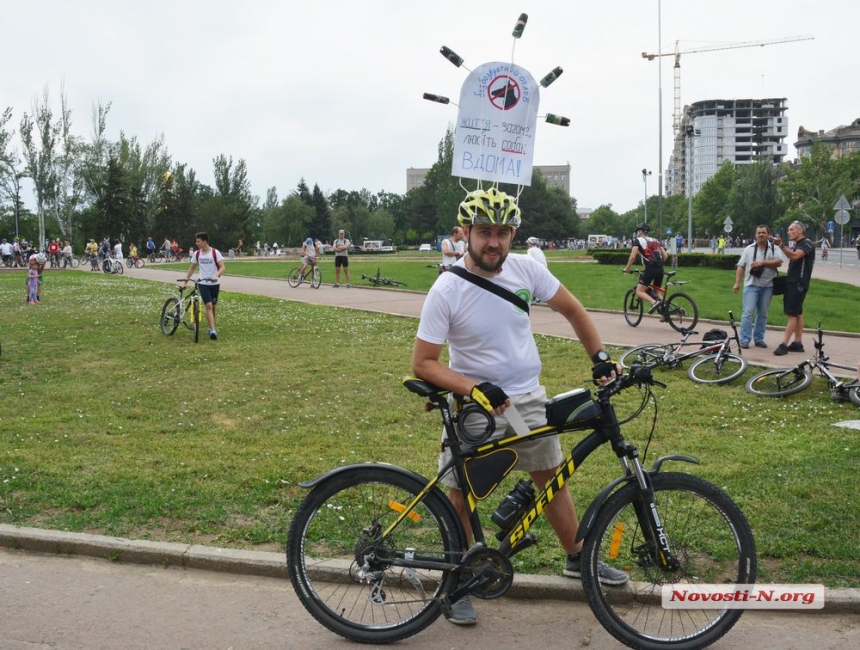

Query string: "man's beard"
[[468, 241, 507, 273]]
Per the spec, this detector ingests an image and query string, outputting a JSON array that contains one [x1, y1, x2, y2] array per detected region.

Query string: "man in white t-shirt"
[[525, 236, 547, 267], [332, 229, 351, 287], [413, 188, 626, 626], [182, 231, 225, 340], [440, 226, 465, 269]]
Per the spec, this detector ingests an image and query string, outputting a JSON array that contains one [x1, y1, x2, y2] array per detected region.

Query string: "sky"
[[3, 0, 858, 215]]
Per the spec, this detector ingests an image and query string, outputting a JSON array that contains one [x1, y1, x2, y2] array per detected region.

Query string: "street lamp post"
[[685, 125, 699, 253], [642, 169, 652, 223]]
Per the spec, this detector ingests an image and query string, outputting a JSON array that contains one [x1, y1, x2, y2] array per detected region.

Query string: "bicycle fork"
[[624, 453, 681, 572]]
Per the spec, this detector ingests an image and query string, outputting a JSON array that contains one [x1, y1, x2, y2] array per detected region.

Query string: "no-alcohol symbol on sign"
[[488, 75, 521, 110]]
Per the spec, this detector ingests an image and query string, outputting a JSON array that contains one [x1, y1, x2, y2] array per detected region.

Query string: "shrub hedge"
[[591, 249, 741, 270]]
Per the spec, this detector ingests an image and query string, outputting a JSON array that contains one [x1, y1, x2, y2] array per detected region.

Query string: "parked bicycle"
[[287, 365, 756, 649], [101, 255, 124, 274], [746, 324, 860, 404], [619, 311, 748, 384], [159, 279, 203, 343], [623, 268, 698, 333], [361, 267, 406, 287], [287, 257, 321, 288]]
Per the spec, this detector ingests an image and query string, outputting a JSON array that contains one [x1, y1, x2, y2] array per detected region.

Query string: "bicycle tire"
[[192, 298, 200, 343], [745, 367, 813, 397], [126, 258, 134, 268], [618, 344, 672, 369], [69, 257, 80, 268], [134, 257, 145, 269], [287, 267, 302, 288], [287, 466, 464, 644], [580, 472, 756, 650], [116, 262, 123, 274], [159, 297, 181, 335], [310, 266, 321, 289], [687, 353, 748, 385], [102, 259, 111, 273], [849, 384, 860, 407], [623, 288, 643, 327], [664, 292, 698, 333]]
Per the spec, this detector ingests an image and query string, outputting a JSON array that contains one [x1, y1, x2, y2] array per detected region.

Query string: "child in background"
[[27, 267, 39, 304]]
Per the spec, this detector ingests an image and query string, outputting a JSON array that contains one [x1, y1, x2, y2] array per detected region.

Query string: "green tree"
[[584, 204, 621, 237], [694, 160, 737, 237], [310, 183, 331, 240]]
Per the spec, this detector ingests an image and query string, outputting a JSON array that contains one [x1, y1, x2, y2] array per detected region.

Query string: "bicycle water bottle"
[[491, 479, 535, 531]]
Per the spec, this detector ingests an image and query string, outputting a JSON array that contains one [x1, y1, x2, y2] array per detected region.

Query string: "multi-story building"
[[406, 164, 571, 195], [795, 118, 860, 158], [667, 98, 789, 197]]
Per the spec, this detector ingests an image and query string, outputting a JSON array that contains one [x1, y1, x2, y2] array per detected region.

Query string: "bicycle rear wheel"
[[688, 352, 748, 385], [287, 466, 464, 644], [623, 288, 643, 327], [134, 257, 145, 268], [192, 298, 200, 343], [116, 262, 123, 274], [664, 292, 698, 333], [618, 344, 671, 369], [745, 367, 812, 397], [69, 257, 80, 268], [159, 297, 181, 335], [581, 472, 755, 650], [310, 266, 321, 289], [849, 384, 860, 407], [287, 267, 302, 288]]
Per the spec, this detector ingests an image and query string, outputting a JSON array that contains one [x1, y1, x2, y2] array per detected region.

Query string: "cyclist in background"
[[181, 232, 224, 340], [622, 223, 667, 314], [297, 237, 319, 280], [412, 187, 625, 626], [86, 239, 100, 271], [525, 236, 547, 267]]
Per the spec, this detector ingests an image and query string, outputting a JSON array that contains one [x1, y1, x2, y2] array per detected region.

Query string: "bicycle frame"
[[639, 313, 742, 368], [375, 373, 695, 588]]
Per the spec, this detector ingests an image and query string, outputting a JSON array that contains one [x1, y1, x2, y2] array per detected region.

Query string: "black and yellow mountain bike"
[[287, 366, 756, 649]]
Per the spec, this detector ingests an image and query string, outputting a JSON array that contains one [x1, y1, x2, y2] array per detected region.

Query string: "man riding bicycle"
[[623, 223, 668, 314], [297, 237, 319, 279], [412, 187, 626, 626]]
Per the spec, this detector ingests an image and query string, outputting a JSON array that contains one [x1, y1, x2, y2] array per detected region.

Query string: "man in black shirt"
[[772, 221, 815, 356]]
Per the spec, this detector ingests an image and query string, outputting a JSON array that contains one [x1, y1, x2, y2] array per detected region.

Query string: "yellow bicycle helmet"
[[457, 187, 521, 228]]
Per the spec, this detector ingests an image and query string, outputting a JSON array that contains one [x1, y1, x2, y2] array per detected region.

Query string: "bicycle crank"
[[459, 547, 514, 599]]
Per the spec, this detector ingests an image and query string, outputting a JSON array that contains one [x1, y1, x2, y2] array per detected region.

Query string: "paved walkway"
[[125, 260, 860, 376]]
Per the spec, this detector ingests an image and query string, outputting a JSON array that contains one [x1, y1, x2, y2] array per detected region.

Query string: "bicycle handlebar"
[[598, 363, 666, 402]]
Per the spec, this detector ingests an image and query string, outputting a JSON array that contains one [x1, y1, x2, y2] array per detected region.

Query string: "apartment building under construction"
[[666, 98, 789, 197]]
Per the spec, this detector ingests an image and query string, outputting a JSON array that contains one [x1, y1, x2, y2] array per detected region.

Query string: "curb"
[[2, 524, 857, 612]]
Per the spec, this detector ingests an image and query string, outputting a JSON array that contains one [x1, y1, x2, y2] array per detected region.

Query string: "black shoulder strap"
[[447, 265, 530, 314]]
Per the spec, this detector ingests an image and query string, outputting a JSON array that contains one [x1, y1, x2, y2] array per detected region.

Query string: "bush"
[[592, 249, 740, 270]]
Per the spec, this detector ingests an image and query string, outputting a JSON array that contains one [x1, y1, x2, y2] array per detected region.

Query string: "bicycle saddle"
[[402, 376, 447, 399]]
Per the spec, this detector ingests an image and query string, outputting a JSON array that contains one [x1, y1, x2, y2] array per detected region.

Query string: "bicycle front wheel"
[[745, 367, 813, 397], [116, 262, 123, 274], [159, 297, 181, 335], [310, 266, 321, 289], [192, 298, 200, 343], [618, 344, 671, 369], [581, 472, 755, 650], [134, 257, 145, 268], [287, 267, 302, 288], [69, 257, 80, 268], [849, 384, 860, 407], [688, 353, 748, 385], [623, 288, 643, 327], [664, 292, 698, 333], [287, 466, 464, 644]]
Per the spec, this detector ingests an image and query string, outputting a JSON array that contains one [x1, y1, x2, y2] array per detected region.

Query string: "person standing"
[[717, 236, 726, 254], [440, 226, 466, 270], [412, 188, 626, 626], [182, 232, 224, 341], [525, 236, 547, 267], [332, 229, 351, 287], [732, 225, 786, 349], [622, 223, 667, 314], [145, 236, 156, 260], [113, 239, 123, 261], [27, 252, 47, 303], [773, 221, 815, 356]]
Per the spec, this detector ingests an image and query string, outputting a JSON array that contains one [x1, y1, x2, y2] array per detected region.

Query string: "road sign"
[[723, 216, 733, 226], [828, 220, 835, 232], [835, 209, 850, 225], [724, 224, 733, 233], [833, 195, 852, 211]]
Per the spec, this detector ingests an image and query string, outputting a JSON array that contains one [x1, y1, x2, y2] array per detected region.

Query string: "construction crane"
[[642, 35, 814, 137]]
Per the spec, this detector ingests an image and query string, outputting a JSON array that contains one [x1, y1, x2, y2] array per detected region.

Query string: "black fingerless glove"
[[592, 361, 616, 382], [470, 381, 509, 412]]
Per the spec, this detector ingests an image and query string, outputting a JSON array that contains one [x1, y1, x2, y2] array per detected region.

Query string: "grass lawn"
[[0, 270, 858, 587], [203, 253, 860, 333]]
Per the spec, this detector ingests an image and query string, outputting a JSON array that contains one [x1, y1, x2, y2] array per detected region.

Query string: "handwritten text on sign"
[[452, 62, 540, 186]]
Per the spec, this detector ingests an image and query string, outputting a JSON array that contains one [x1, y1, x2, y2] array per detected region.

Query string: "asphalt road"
[[2, 547, 859, 650]]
